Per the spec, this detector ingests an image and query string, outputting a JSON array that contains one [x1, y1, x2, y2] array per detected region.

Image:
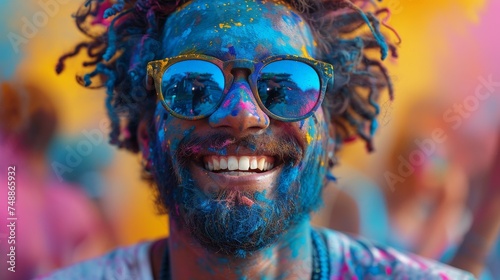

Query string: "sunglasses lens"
[[161, 60, 224, 117], [258, 60, 321, 119]]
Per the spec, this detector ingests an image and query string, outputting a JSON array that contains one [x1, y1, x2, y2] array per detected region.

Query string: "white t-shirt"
[[39, 229, 475, 279]]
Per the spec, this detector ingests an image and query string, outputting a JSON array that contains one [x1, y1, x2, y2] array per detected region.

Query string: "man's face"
[[148, 0, 330, 256]]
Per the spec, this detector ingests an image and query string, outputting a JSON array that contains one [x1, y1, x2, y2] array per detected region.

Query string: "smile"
[[202, 155, 275, 173], [189, 152, 283, 194]]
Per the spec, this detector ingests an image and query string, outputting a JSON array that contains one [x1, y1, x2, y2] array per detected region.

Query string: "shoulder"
[[36, 241, 155, 280], [318, 228, 475, 279]]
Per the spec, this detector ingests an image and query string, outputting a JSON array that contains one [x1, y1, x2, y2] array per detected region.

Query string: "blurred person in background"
[[314, 94, 500, 279], [313, 97, 470, 258], [0, 81, 113, 279], [382, 98, 470, 259], [311, 0, 500, 271], [444, 91, 500, 278], [49, 134, 118, 244], [449, 130, 500, 279]]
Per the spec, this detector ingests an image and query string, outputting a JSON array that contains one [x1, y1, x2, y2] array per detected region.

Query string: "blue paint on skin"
[[162, 0, 315, 59], [228, 45, 236, 56], [247, 143, 256, 151], [207, 147, 227, 155], [184, 126, 195, 137], [196, 258, 216, 275], [181, 28, 192, 39], [208, 80, 269, 127], [150, 0, 331, 277]]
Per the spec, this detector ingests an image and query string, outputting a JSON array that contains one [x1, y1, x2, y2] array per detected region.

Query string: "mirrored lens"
[[257, 60, 321, 119], [161, 60, 224, 117]]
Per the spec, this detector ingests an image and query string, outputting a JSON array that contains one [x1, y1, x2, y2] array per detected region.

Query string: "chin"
[[150, 131, 327, 257], [169, 163, 305, 257]]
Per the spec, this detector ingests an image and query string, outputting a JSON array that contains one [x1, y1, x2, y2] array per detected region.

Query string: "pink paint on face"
[[185, 145, 203, 154], [222, 99, 231, 108], [153, 0, 329, 216], [238, 100, 255, 112]]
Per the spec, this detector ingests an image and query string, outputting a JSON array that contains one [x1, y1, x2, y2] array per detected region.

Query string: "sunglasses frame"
[[147, 54, 334, 122]]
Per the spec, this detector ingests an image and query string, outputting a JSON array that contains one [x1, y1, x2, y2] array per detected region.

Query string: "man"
[[46, 0, 474, 279]]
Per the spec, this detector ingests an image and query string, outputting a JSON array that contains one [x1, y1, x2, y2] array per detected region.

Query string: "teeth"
[[239, 156, 250, 171], [228, 156, 238, 171], [213, 157, 220, 171], [203, 156, 274, 172], [220, 157, 228, 169], [257, 158, 265, 171], [250, 158, 258, 169]]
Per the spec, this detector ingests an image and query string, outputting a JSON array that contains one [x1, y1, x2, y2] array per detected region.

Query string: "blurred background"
[[0, 0, 499, 279]]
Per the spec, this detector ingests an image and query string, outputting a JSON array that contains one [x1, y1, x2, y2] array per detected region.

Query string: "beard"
[[149, 126, 327, 257]]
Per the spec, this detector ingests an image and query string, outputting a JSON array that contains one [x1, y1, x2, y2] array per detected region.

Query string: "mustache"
[[175, 132, 303, 166]]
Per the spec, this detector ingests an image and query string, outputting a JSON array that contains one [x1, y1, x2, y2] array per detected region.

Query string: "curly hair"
[[57, 0, 398, 153]]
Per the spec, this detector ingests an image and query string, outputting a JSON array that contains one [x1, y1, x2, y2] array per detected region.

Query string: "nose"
[[208, 69, 270, 136]]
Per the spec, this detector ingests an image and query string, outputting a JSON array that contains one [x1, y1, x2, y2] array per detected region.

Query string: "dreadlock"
[[56, 0, 398, 153]]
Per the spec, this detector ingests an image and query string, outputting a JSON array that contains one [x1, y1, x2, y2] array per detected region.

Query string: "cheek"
[[303, 110, 328, 144], [153, 105, 194, 161]]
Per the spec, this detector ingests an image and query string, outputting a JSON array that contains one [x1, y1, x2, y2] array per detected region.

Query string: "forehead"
[[161, 0, 316, 60]]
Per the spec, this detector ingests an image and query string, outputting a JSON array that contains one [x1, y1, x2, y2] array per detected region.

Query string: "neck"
[[162, 218, 314, 280]]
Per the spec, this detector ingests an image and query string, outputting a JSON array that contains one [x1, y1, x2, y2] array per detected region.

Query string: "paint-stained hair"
[[57, 0, 398, 153]]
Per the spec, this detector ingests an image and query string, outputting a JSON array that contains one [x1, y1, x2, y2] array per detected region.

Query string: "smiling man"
[[45, 0, 474, 279]]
